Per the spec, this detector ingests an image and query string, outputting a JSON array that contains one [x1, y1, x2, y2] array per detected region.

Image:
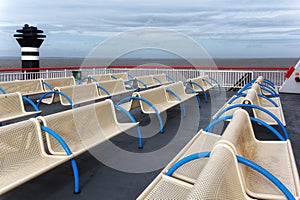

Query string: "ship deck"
[[1, 90, 299, 200]]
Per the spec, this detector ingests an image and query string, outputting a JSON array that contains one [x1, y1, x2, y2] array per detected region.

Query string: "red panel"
[[285, 66, 295, 78]]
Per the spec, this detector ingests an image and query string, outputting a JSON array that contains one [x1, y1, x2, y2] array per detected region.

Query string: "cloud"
[[1, 0, 300, 57]]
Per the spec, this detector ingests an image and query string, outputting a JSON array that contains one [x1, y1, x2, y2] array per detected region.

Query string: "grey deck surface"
[[0, 90, 299, 200]]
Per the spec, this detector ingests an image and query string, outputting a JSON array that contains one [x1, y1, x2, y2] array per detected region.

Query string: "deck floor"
[[1, 90, 299, 200]]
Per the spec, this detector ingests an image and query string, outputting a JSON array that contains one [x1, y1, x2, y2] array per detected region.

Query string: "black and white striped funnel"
[[14, 24, 46, 69]]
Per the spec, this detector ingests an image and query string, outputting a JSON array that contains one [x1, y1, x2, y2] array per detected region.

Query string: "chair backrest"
[[0, 79, 44, 95], [187, 143, 251, 200], [189, 76, 206, 88], [242, 89, 261, 106], [0, 92, 26, 117], [218, 109, 255, 150], [255, 76, 264, 84], [200, 75, 210, 83], [43, 77, 76, 92], [164, 81, 187, 101], [137, 86, 169, 111], [251, 83, 263, 95], [55, 83, 100, 105], [0, 119, 45, 173], [218, 109, 298, 198], [111, 73, 129, 81], [90, 74, 112, 82], [39, 99, 122, 154], [136, 76, 155, 87], [97, 79, 126, 95], [151, 74, 168, 84]]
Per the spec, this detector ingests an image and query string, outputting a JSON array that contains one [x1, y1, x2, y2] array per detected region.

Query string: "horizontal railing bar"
[[0, 66, 290, 72]]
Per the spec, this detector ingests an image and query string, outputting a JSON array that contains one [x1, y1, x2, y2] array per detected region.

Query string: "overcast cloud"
[[1, 0, 300, 58]]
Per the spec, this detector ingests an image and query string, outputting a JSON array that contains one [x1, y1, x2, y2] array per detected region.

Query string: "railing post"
[[24, 70, 27, 80]]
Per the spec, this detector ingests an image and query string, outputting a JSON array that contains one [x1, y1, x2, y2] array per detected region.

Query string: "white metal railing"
[[0, 68, 287, 89]]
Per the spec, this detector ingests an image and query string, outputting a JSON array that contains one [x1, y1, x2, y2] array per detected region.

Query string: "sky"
[[0, 0, 300, 58]]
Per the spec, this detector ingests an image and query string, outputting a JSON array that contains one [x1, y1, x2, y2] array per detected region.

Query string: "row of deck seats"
[[0, 73, 215, 123], [0, 72, 219, 195], [137, 76, 299, 200], [0, 99, 138, 195], [0, 76, 133, 123], [213, 77, 285, 126], [86, 73, 174, 89], [0, 72, 131, 96]]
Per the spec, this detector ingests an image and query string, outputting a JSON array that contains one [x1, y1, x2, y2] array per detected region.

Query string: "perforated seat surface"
[[219, 110, 299, 199], [161, 130, 221, 184], [0, 119, 71, 195], [0, 92, 40, 122], [43, 77, 76, 92], [90, 74, 112, 82], [0, 79, 44, 95], [97, 79, 133, 96], [136, 76, 161, 88], [151, 74, 172, 85], [39, 99, 138, 156], [55, 83, 106, 106], [187, 144, 253, 200], [213, 89, 286, 125], [137, 87, 180, 114], [164, 81, 196, 102], [110, 73, 129, 81], [138, 174, 193, 200], [188, 76, 212, 92], [171, 131, 221, 183]]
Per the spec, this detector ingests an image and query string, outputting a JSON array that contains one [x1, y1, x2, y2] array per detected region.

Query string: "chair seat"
[[165, 131, 221, 184], [138, 174, 193, 200], [0, 155, 71, 195], [142, 101, 179, 114], [0, 111, 41, 123]]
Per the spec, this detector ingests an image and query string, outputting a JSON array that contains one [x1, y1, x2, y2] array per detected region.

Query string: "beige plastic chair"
[[254, 76, 279, 95], [118, 86, 190, 133], [218, 109, 299, 199], [110, 72, 129, 81], [255, 76, 264, 84], [89, 74, 112, 82], [186, 143, 254, 200], [43, 76, 76, 92], [213, 88, 286, 125], [200, 75, 218, 88], [38, 99, 138, 156], [188, 76, 212, 92], [0, 92, 41, 123], [151, 74, 172, 85], [136, 132, 219, 200], [229, 84, 281, 107], [163, 129, 221, 183], [159, 109, 293, 189], [138, 110, 299, 199], [243, 89, 285, 125], [164, 81, 197, 102], [0, 118, 72, 195], [54, 83, 107, 106], [119, 86, 180, 114], [135, 75, 161, 89], [137, 144, 253, 200], [137, 173, 193, 200], [251, 82, 280, 103], [97, 79, 134, 96], [0, 79, 44, 95], [41, 77, 76, 104]]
